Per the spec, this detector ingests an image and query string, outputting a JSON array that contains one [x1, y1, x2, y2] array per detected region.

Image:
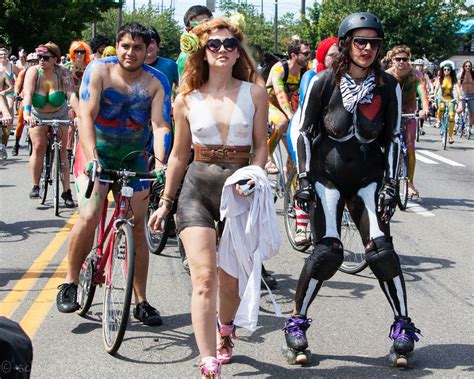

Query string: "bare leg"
[[181, 226, 218, 358], [218, 269, 240, 324], [29, 127, 48, 186]]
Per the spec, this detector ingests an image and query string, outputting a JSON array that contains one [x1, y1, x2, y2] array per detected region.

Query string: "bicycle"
[[455, 100, 471, 140], [36, 119, 71, 216], [69, 124, 78, 174], [77, 160, 156, 354], [396, 113, 417, 211], [438, 99, 455, 150], [144, 159, 175, 256]]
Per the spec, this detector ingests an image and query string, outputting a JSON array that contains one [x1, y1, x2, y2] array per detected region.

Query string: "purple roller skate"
[[389, 316, 421, 368], [281, 315, 312, 365]]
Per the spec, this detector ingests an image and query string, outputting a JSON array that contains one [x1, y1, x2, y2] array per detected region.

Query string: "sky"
[[124, 0, 318, 26]]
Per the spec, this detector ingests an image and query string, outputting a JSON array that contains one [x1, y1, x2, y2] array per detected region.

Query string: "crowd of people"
[[1, 4, 473, 378]]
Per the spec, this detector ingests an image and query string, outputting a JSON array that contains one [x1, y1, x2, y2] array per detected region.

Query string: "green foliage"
[[81, 5, 182, 60], [317, 0, 468, 61], [0, 0, 119, 54]]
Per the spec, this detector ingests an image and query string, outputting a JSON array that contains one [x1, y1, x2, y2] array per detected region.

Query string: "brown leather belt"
[[194, 144, 254, 164]]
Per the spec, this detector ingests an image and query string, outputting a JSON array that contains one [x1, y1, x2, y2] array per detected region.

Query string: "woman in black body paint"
[[282, 12, 420, 368]]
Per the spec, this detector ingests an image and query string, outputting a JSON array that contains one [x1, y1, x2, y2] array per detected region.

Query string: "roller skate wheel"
[[285, 348, 297, 365], [389, 346, 411, 368], [295, 350, 311, 365]]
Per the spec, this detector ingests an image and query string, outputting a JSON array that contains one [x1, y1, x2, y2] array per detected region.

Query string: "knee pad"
[[305, 238, 343, 281], [365, 236, 401, 280]]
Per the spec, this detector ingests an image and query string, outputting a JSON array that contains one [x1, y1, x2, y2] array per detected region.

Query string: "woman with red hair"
[[287, 36, 338, 246], [64, 40, 91, 158]]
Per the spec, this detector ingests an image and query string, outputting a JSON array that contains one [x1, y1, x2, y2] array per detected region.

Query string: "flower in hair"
[[227, 12, 246, 31], [180, 32, 200, 54]]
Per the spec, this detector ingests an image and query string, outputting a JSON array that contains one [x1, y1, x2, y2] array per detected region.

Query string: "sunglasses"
[[206, 38, 240, 53], [299, 51, 311, 57], [352, 37, 382, 50], [75, 50, 86, 55], [38, 55, 52, 61], [394, 57, 409, 62], [443, 67, 451, 71]]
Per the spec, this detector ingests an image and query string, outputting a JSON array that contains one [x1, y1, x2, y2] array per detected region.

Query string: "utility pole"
[[274, 0, 278, 53], [301, 0, 306, 17], [117, 0, 123, 34], [206, 0, 215, 12], [133, 0, 135, 12], [261, 0, 264, 17]]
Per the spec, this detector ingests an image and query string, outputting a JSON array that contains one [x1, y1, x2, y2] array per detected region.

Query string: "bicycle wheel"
[[283, 167, 311, 252], [103, 223, 135, 354], [39, 143, 51, 204], [145, 202, 171, 255], [415, 119, 420, 142], [77, 252, 97, 317], [177, 235, 190, 275], [339, 209, 367, 274], [52, 144, 61, 216], [441, 115, 448, 150], [397, 151, 409, 210]]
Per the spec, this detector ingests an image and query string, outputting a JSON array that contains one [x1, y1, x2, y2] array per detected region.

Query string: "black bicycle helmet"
[[338, 12, 384, 41]]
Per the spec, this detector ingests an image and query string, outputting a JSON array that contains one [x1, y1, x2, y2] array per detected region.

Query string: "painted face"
[[116, 34, 147, 72], [350, 28, 380, 69], [146, 39, 159, 64], [204, 29, 240, 69], [324, 44, 338, 69], [392, 52, 410, 71]]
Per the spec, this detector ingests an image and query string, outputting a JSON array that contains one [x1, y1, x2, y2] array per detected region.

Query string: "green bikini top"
[[32, 68, 66, 109]]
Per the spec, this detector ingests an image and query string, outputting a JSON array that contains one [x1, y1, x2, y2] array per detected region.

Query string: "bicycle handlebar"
[[84, 160, 158, 199], [36, 119, 72, 126]]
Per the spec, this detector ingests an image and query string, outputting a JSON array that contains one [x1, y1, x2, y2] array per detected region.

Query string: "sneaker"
[[11, 143, 19, 156], [61, 189, 75, 208], [29, 185, 40, 198], [56, 283, 80, 313], [294, 228, 310, 246], [449, 138, 454, 144], [133, 301, 163, 326], [420, 128, 426, 136], [261, 265, 278, 290]]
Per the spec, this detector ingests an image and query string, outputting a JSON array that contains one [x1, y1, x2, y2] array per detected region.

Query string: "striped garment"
[[340, 73, 376, 113]]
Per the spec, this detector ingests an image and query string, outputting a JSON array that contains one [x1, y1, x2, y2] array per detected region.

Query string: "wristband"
[[22, 105, 32, 112]]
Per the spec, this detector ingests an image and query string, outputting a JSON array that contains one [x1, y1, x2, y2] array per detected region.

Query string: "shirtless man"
[[56, 23, 172, 326]]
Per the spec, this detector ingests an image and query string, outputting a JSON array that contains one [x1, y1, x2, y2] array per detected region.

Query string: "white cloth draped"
[[218, 165, 282, 331]]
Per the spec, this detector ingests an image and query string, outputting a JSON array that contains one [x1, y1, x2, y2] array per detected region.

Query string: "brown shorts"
[[176, 161, 245, 233]]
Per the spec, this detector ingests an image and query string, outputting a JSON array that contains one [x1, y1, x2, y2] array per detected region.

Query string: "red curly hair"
[[69, 40, 92, 65]]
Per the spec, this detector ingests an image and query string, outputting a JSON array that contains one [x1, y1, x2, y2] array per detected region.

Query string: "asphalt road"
[[1, 121, 473, 378]]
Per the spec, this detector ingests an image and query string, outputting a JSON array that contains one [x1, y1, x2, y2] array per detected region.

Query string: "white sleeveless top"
[[187, 81, 255, 146]]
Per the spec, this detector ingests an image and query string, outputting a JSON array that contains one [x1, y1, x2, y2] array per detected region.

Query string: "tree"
[[0, 0, 119, 54], [81, 5, 182, 59], [317, 0, 468, 61]]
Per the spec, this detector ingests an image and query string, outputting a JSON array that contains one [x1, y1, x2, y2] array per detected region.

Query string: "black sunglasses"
[[352, 37, 382, 50], [299, 51, 311, 57], [38, 55, 52, 61], [75, 50, 86, 55], [394, 57, 409, 62], [206, 38, 240, 53]]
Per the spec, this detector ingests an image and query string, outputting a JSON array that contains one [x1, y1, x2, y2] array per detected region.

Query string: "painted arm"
[[150, 81, 172, 168], [250, 84, 269, 168], [60, 66, 78, 114], [270, 62, 293, 120], [77, 61, 102, 165], [296, 74, 323, 175]]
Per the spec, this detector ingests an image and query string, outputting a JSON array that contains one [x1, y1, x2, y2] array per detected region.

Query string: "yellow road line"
[[0, 212, 78, 318], [20, 255, 68, 337]]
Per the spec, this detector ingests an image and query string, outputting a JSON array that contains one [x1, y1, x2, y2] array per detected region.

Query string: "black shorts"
[[176, 161, 245, 233]]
